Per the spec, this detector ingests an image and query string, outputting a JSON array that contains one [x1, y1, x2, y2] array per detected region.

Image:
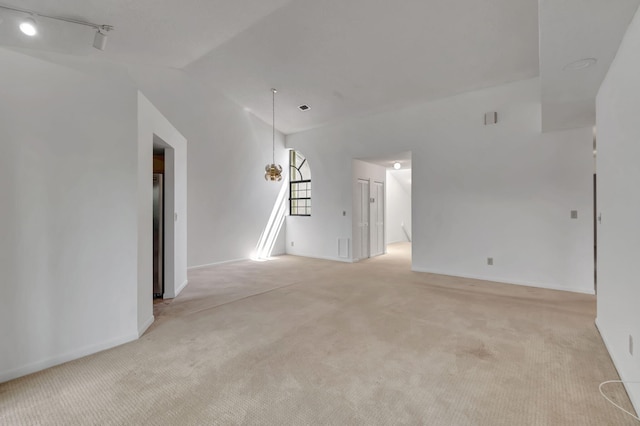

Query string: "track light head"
[[93, 30, 108, 50], [19, 17, 37, 36]]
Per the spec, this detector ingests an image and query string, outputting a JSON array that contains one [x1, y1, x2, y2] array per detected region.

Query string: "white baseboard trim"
[[138, 315, 155, 337], [387, 238, 410, 245], [286, 252, 356, 263], [411, 267, 595, 295], [188, 257, 248, 270], [174, 279, 188, 297], [0, 332, 139, 384], [595, 318, 640, 416]]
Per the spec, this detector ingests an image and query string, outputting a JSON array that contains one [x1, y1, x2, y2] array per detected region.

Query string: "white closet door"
[[371, 181, 385, 256], [357, 179, 370, 260]]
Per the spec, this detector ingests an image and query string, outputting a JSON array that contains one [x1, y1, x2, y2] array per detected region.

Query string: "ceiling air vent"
[[298, 104, 311, 111]]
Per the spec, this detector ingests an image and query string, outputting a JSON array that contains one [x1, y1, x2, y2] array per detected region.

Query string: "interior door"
[[371, 181, 385, 256], [357, 179, 370, 260]]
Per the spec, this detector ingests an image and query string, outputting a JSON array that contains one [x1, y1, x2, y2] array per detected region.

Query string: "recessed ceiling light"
[[19, 17, 37, 36], [393, 162, 401, 170], [563, 58, 597, 71], [298, 104, 310, 111]]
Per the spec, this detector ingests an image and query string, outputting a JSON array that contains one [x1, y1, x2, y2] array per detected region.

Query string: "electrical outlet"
[[291, 241, 294, 247], [630, 335, 634, 356], [571, 210, 578, 219], [487, 257, 493, 266]]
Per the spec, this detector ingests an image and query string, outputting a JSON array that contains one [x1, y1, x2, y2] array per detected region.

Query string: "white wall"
[[0, 49, 285, 381], [0, 48, 139, 382], [285, 147, 352, 261], [386, 169, 412, 244], [595, 5, 640, 412], [285, 158, 387, 262], [126, 66, 288, 267], [287, 78, 594, 293]]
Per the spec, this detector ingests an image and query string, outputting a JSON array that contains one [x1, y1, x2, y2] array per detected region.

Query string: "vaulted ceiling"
[[539, 0, 640, 132], [1, 0, 638, 134]]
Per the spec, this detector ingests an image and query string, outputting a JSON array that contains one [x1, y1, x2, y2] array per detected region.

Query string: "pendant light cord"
[[272, 88, 276, 164]]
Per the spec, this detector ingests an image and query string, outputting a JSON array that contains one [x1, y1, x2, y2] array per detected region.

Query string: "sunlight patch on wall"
[[252, 175, 289, 260]]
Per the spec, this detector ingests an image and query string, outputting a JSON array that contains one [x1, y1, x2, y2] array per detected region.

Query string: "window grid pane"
[[290, 150, 311, 216]]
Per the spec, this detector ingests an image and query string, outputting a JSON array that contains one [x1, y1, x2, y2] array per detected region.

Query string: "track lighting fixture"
[[0, 4, 114, 50], [93, 29, 108, 51], [19, 17, 37, 36]]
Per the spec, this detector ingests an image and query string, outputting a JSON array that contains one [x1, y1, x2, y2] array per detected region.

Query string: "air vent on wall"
[[298, 104, 311, 111], [484, 111, 498, 125]]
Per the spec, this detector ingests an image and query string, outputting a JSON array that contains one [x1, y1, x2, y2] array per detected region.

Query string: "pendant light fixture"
[[265, 88, 283, 182]]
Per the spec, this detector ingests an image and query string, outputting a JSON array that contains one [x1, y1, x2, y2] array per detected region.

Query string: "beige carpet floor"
[[0, 243, 636, 425]]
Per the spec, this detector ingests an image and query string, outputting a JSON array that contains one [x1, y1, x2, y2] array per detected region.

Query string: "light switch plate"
[[571, 210, 578, 219]]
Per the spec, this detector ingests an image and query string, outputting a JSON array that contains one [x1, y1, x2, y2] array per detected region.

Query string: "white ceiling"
[[186, 0, 539, 134], [0, 0, 296, 66], [539, 0, 640, 132], [1, 0, 637, 135]]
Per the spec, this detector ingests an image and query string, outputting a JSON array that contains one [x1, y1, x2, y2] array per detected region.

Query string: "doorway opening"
[[153, 149, 164, 298], [593, 129, 597, 294], [386, 166, 412, 244], [137, 92, 188, 336], [153, 137, 175, 300], [353, 152, 412, 264]]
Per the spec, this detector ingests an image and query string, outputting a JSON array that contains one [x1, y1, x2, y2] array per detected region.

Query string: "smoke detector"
[[563, 58, 597, 71]]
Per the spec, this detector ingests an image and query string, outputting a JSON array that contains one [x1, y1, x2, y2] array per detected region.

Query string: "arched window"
[[289, 150, 311, 216]]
